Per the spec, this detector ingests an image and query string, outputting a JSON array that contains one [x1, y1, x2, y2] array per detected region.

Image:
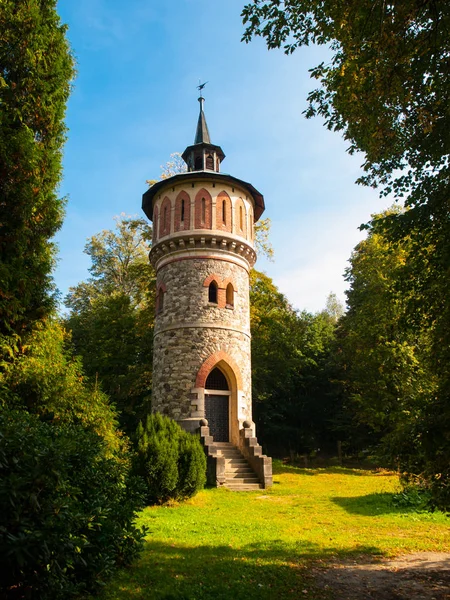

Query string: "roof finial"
[[197, 80, 208, 98], [194, 82, 211, 144]]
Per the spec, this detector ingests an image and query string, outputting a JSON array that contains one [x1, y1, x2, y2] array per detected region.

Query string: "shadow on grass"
[[99, 539, 383, 600], [331, 492, 424, 516], [272, 461, 377, 477]]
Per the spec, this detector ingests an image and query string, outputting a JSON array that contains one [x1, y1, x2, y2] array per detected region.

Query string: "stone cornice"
[[149, 232, 257, 270], [154, 322, 251, 339]]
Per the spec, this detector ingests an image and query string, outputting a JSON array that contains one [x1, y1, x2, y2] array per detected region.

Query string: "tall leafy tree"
[[250, 270, 340, 456], [0, 0, 74, 352], [65, 217, 155, 435], [242, 0, 450, 509], [337, 211, 445, 499]]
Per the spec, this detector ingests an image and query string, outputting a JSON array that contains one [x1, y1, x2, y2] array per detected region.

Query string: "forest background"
[[0, 0, 449, 598]]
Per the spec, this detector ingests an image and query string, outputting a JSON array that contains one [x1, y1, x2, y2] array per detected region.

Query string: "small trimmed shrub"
[[0, 410, 146, 599], [136, 413, 206, 504]]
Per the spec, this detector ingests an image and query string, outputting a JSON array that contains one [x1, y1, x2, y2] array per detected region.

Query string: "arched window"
[[194, 155, 202, 170], [226, 283, 234, 308], [181, 199, 185, 222], [222, 199, 227, 224], [156, 288, 165, 314], [164, 206, 168, 230], [153, 206, 158, 242], [206, 154, 214, 170], [208, 281, 218, 304], [205, 367, 229, 391], [201, 198, 206, 224], [239, 205, 243, 230]]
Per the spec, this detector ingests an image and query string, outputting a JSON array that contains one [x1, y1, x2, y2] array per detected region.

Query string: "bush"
[[136, 413, 206, 504], [0, 410, 146, 599], [1, 320, 121, 453]]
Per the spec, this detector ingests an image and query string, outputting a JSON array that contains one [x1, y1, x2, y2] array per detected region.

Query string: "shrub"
[[136, 413, 206, 504], [0, 410, 146, 599], [1, 320, 121, 453]]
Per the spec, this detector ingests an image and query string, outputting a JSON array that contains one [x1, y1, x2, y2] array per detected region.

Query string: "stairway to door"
[[214, 442, 261, 491]]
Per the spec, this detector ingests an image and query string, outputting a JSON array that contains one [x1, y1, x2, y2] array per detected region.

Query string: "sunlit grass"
[[98, 461, 449, 599]]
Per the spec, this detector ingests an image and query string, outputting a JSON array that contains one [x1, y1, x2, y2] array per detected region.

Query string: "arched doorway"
[[205, 367, 230, 442]]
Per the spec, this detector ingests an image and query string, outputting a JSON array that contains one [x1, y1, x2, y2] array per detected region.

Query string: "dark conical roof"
[[194, 97, 211, 144], [181, 94, 225, 172]]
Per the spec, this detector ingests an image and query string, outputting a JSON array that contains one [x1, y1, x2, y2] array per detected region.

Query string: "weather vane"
[[197, 80, 208, 99]]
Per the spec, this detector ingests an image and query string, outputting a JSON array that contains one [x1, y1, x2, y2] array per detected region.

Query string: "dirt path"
[[314, 552, 450, 599]]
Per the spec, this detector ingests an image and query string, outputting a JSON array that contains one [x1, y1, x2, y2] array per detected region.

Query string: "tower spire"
[[181, 87, 225, 172], [194, 95, 211, 144]]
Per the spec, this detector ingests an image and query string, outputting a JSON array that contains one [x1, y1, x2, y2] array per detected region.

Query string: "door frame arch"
[[193, 351, 243, 445]]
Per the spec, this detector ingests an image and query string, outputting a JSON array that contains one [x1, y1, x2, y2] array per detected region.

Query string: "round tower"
[[142, 96, 265, 446]]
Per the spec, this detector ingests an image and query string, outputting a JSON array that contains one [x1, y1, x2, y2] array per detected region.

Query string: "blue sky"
[[55, 0, 391, 313]]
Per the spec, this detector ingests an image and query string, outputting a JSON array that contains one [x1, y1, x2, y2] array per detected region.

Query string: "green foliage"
[[0, 319, 121, 453], [65, 216, 155, 436], [242, 1, 449, 209], [0, 0, 74, 346], [250, 270, 340, 456], [136, 413, 206, 504], [336, 210, 450, 510], [242, 0, 450, 510], [254, 217, 274, 260], [0, 410, 145, 599]]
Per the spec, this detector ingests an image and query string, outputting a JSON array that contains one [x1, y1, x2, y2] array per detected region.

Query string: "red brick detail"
[[217, 288, 226, 308], [216, 191, 232, 232], [195, 351, 243, 389], [194, 188, 212, 230], [203, 273, 222, 288], [158, 282, 167, 293], [159, 197, 172, 237], [235, 198, 247, 238], [221, 278, 237, 292], [153, 206, 159, 242], [174, 191, 191, 232]]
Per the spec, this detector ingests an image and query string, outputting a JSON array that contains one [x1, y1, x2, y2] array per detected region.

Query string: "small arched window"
[[239, 205, 243, 230], [195, 156, 202, 170], [206, 154, 214, 170], [222, 199, 226, 225], [181, 199, 185, 222], [201, 198, 206, 224], [164, 206, 168, 230], [156, 288, 165, 314], [208, 281, 218, 304], [226, 283, 234, 307]]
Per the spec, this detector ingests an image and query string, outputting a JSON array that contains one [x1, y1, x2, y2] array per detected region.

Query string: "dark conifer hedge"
[[136, 413, 206, 504]]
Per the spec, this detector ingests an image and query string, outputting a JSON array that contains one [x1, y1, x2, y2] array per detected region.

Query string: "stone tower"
[[142, 96, 272, 488]]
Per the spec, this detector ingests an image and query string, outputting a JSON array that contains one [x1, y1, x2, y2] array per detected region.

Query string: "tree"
[[242, 1, 449, 210], [1, 319, 122, 452], [242, 0, 450, 509], [0, 0, 74, 351], [250, 270, 339, 456], [65, 216, 155, 435], [336, 211, 444, 493]]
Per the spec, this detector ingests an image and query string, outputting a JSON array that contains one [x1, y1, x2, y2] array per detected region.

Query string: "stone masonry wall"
[[152, 256, 252, 426], [154, 257, 250, 334]]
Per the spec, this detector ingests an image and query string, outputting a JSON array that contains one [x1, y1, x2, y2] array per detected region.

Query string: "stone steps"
[[214, 442, 262, 491]]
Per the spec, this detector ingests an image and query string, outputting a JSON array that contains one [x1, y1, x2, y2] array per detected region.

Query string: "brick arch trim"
[[203, 273, 222, 288], [157, 282, 167, 293], [221, 278, 237, 292], [195, 351, 243, 389]]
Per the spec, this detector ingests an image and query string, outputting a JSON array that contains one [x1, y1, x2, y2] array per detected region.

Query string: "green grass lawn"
[[98, 462, 449, 600]]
